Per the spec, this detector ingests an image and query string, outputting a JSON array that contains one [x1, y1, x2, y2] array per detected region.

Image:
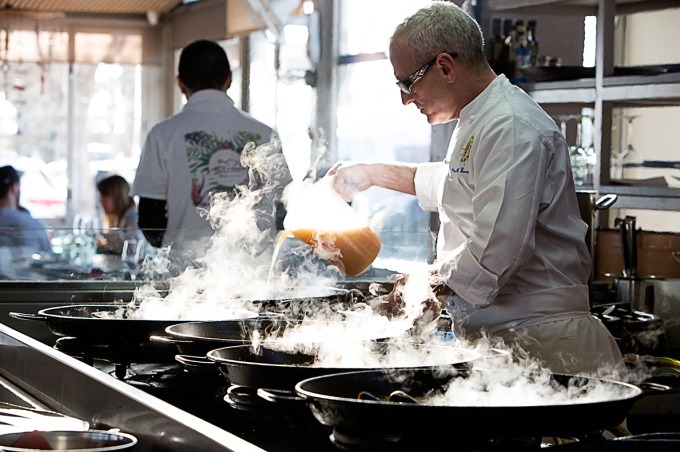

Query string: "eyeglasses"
[[395, 52, 458, 95]]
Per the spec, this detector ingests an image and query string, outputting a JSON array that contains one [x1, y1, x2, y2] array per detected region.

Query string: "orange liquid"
[[271, 227, 381, 277], [292, 227, 381, 276]]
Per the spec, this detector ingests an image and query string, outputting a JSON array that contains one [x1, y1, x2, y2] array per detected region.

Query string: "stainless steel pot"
[[576, 191, 617, 284], [611, 275, 660, 313]]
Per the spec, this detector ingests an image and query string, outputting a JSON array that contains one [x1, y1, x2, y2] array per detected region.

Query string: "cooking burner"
[[224, 385, 267, 412], [330, 429, 608, 451], [54, 337, 176, 363], [54, 337, 177, 379]]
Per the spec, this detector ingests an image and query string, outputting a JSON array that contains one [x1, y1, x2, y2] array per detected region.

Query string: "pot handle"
[[257, 387, 304, 404], [8, 312, 48, 321], [595, 193, 618, 210], [174, 354, 215, 368]]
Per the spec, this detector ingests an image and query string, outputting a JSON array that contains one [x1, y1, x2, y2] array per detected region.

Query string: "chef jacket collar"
[[458, 74, 506, 123]]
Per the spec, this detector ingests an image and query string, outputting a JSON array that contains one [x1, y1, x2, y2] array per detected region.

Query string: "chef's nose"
[[400, 91, 414, 105]]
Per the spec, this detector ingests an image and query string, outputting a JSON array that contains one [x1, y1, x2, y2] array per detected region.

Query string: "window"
[[336, 0, 434, 269], [246, 0, 436, 270], [0, 27, 145, 226]]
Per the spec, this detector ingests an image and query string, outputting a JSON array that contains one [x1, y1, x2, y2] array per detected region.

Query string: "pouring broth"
[[275, 177, 382, 277], [284, 227, 381, 277]]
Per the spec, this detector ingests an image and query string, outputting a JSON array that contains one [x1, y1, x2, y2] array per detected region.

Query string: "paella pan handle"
[[150, 335, 192, 345], [637, 381, 672, 394], [8, 312, 48, 321], [174, 354, 216, 368], [257, 387, 305, 404]]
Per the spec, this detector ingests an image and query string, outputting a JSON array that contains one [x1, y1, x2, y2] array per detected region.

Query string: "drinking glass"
[[611, 115, 639, 180], [122, 239, 141, 264]]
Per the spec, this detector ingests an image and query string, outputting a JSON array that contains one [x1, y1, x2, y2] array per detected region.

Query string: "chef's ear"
[[437, 53, 456, 80]]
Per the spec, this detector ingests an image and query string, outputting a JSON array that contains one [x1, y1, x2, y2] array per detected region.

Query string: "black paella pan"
[[9, 304, 258, 344], [294, 367, 644, 439], [205, 342, 481, 393], [151, 313, 293, 356]]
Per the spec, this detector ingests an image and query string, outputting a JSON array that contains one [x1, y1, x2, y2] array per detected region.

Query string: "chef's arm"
[[138, 197, 167, 248], [367, 163, 417, 195], [329, 162, 417, 201]]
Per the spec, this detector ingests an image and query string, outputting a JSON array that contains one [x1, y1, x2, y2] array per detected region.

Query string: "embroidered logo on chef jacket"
[[450, 135, 473, 175]]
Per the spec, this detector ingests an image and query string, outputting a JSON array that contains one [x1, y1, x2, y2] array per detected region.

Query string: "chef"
[[330, 1, 624, 376]]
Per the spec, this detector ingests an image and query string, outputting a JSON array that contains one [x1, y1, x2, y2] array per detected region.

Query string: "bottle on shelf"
[[527, 19, 539, 67], [485, 17, 504, 75], [580, 109, 596, 186], [498, 18, 517, 82], [570, 120, 590, 186], [512, 20, 529, 83]]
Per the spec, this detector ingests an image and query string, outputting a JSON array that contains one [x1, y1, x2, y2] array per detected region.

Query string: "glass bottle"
[[570, 121, 589, 185], [499, 19, 517, 82], [485, 18, 504, 74], [513, 20, 529, 83], [527, 19, 539, 66]]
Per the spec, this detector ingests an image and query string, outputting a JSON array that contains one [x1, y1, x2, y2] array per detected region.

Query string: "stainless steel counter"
[[0, 324, 263, 451]]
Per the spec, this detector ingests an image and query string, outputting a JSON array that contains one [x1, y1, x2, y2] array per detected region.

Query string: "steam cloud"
[[113, 138, 648, 403]]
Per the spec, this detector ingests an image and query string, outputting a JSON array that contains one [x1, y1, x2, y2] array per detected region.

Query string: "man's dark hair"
[[178, 40, 231, 91], [0, 165, 20, 198]]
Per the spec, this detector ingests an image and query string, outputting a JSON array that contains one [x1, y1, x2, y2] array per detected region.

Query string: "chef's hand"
[[370, 274, 447, 335], [327, 162, 373, 202], [370, 273, 407, 317]]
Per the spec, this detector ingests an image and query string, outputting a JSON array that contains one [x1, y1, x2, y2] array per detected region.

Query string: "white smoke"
[[109, 138, 642, 406]]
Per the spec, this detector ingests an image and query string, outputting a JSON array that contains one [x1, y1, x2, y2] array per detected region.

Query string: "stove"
[[2, 323, 680, 451], [330, 430, 612, 451]]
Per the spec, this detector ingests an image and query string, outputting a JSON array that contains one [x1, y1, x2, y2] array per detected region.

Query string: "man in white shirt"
[[330, 2, 623, 375], [133, 40, 291, 258]]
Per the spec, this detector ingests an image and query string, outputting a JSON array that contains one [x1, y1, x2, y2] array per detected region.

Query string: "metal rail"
[[0, 323, 263, 452]]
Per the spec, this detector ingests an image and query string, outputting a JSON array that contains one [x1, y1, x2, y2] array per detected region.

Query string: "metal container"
[[613, 275, 660, 313], [0, 430, 137, 451], [576, 191, 617, 285], [641, 278, 680, 348]]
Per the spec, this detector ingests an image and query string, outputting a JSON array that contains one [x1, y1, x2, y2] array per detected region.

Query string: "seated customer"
[[0, 165, 53, 255], [96, 174, 145, 255]]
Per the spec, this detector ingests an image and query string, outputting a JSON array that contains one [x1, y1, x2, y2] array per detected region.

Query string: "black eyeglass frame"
[[395, 51, 458, 95]]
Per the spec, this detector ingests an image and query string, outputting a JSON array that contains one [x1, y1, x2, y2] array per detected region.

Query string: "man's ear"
[[177, 75, 189, 95], [10, 182, 20, 206], [438, 54, 457, 82], [224, 73, 233, 91]]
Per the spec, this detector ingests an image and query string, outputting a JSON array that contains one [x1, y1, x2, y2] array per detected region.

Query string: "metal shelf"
[[484, 0, 680, 15], [526, 86, 596, 104], [599, 185, 680, 211], [482, 0, 680, 213], [603, 73, 680, 106], [522, 72, 680, 105]]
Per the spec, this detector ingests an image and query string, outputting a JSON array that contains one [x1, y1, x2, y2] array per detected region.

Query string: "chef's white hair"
[[389, 1, 487, 71]]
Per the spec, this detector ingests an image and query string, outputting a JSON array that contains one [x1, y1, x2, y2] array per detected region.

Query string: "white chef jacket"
[[414, 75, 622, 374], [132, 90, 290, 250]]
